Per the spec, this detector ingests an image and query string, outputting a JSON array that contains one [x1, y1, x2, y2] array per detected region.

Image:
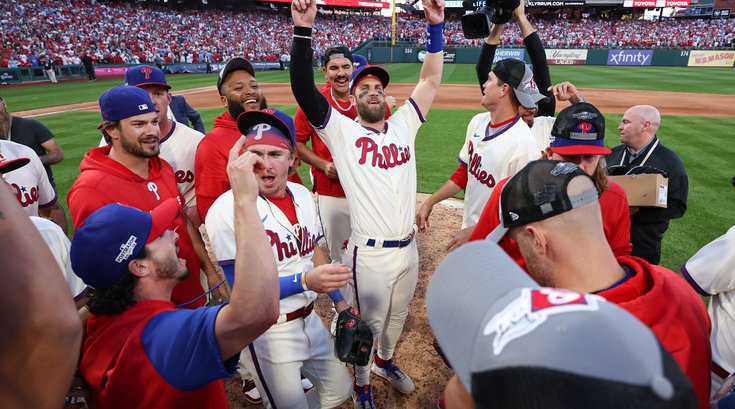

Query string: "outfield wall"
[[362, 46, 735, 68]]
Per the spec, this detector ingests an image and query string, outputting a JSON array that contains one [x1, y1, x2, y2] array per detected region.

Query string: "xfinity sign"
[[607, 50, 653, 66]]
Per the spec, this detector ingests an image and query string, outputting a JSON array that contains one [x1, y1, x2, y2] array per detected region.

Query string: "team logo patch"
[[550, 162, 577, 176], [141, 66, 153, 79], [263, 108, 276, 115], [138, 104, 149, 111], [483, 288, 601, 355], [572, 111, 597, 120], [115, 235, 138, 263], [570, 122, 597, 140]]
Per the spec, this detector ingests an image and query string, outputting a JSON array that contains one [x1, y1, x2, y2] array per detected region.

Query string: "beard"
[[356, 99, 386, 123], [0, 110, 11, 140], [120, 135, 159, 158], [227, 97, 246, 120], [155, 256, 190, 282]]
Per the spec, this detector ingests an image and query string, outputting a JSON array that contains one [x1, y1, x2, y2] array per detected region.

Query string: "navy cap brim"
[[350, 66, 390, 94], [133, 82, 171, 90], [237, 111, 295, 148]]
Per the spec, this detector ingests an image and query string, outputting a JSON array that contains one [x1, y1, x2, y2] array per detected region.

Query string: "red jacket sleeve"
[[600, 181, 633, 257], [194, 139, 229, 222], [67, 185, 109, 230], [294, 107, 313, 144]]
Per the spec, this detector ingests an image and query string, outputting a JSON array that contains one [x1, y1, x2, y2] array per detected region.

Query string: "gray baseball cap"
[[492, 58, 549, 109], [427, 240, 697, 409]]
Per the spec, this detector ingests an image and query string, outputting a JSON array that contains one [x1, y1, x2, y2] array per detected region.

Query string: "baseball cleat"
[[353, 384, 376, 409], [371, 359, 415, 394], [242, 379, 263, 405]]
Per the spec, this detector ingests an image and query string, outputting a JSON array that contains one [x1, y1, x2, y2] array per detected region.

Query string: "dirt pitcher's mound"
[[224, 193, 463, 408]]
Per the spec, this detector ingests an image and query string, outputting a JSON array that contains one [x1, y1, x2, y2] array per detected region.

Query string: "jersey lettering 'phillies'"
[[466, 140, 496, 188], [206, 182, 323, 314], [356, 137, 411, 169], [314, 99, 425, 239], [0, 140, 57, 217], [457, 112, 538, 229]]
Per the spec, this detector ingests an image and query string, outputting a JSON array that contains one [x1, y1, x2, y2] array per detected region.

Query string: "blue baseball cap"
[[125, 65, 171, 89], [98, 86, 157, 123], [71, 199, 181, 290], [236, 108, 296, 149], [349, 65, 389, 95], [549, 103, 611, 156], [352, 54, 368, 69]]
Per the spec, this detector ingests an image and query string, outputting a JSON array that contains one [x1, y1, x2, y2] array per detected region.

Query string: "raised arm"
[[214, 136, 279, 359], [514, 3, 554, 116], [290, 0, 331, 127], [476, 24, 504, 93], [410, 0, 446, 117]]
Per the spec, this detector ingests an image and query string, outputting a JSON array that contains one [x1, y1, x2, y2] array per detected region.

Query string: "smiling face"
[[246, 144, 295, 198], [107, 112, 160, 158], [220, 70, 263, 119], [352, 77, 386, 124], [323, 57, 353, 97]]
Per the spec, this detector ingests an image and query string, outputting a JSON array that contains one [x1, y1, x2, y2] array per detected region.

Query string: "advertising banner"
[[263, 0, 389, 8], [527, 0, 585, 6], [545, 49, 588, 65], [607, 50, 653, 66], [623, 0, 689, 6], [443, 48, 457, 63], [713, 8, 731, 17], [0, 69, 21, 83], [687, 50, 735, 67], [493, 49, 525, 63], [94, 66, 132, 77]]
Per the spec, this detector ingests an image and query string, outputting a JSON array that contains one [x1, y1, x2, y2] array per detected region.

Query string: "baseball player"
[[469, 102, 632, 268], [417, 58, 544, 251], [68, 86, 218, 309], [0, 139, 59, 218], [98, 65, 205, 224], [294, 46, 392, 270], [681, 225, 735, 393], [195, 57, 301, 223], [69, 135, 281, 407], [290, 0, 445, 406], [206, 109, 353, 409]]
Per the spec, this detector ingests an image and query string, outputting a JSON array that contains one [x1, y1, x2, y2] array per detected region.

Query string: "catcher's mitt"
[[334, 308, 373, 366]]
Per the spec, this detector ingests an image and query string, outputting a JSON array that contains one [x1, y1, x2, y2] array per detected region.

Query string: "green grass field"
[[9, 63, 735, 272], [4, 64, 735, 111]]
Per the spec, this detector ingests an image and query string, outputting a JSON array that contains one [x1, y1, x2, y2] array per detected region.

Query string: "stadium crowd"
[[1, 0, 734, 68]]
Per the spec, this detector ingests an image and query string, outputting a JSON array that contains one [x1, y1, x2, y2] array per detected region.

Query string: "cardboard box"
[[609, 174, 668, 208]]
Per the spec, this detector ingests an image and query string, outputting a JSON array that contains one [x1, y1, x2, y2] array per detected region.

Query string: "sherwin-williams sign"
[[493, 49, 525, 63], [607, 50, 653, 66], [687, 50, 735, 67]]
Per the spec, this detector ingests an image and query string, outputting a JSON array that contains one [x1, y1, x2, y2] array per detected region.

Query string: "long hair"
[[85, 247, 147, 315], [592, 157, 610, 193]]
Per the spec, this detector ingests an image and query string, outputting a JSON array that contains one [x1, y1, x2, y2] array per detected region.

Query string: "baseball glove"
[[334, 308, 373, 366]]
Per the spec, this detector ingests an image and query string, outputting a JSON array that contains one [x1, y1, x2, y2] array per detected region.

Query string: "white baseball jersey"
[[682, 225, 735, 386], [532, 115, 555, 151], [31, 216, 87, 299], [458, 113, 538, 228], [0, 140, 56, 217], [99, 121, 203, 206], [205, 182, 322, 314], [314, 99, 424, 239]]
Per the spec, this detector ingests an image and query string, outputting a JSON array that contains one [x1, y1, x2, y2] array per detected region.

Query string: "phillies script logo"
[[467, 141, 496, 188], [355, 137, 411, 169], [175, 170, 194, 184], [11, 183, 39, 208], [140, 66, 153, 79], [266, 225, 319, 262]]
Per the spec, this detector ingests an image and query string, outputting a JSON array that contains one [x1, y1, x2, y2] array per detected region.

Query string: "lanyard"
[[620, 139, 659, 167]]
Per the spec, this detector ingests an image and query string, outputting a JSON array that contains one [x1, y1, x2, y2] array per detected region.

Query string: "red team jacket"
[[195, 111, 302, 222], [67, 145, 205, 308], [81, 300, 235, 408], [469, 177, 633, 270], [604, 255, 711, 409]]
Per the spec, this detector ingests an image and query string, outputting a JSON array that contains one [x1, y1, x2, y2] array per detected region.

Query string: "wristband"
[[328, 289, 344, 304], [426, 22, 445, 54], [279, 273, 305, 300], [293, 26, 313, 39], [301, 271, 309, 291]]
